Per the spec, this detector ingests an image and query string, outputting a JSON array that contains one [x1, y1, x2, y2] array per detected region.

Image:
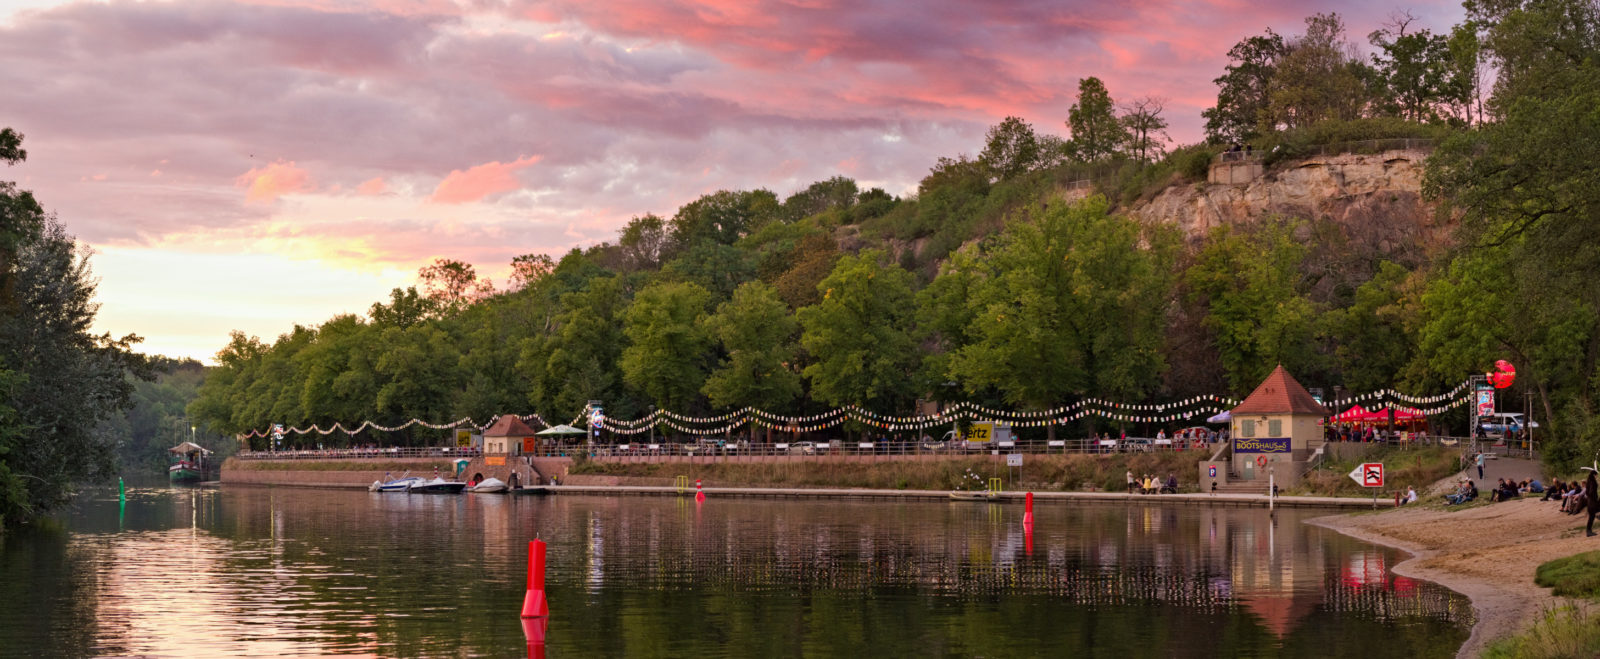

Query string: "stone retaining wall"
[[223, 456, 575, 488]]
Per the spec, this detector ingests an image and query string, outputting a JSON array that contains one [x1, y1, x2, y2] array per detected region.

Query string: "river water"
[[0, 485, 1469, 657]]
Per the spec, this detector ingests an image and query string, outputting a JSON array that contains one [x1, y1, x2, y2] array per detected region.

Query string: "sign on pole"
[[1006, 454, 1023, 467], [1347, 463, 1384, 488]]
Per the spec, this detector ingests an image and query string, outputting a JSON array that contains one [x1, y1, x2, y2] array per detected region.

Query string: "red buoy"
[[521, 539, 549, 618], [1023, 492, 1034, 527], [695, 478, 705, 503]]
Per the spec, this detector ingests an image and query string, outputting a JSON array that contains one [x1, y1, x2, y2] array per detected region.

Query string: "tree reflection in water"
[[0, 488, 1469, 658]]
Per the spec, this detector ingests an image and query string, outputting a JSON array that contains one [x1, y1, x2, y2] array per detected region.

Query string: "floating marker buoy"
[[118, 477, 126, 506], [695, 478, 705, 503], [1023, 491, 1034, 527], [521, 539, 548, 619]]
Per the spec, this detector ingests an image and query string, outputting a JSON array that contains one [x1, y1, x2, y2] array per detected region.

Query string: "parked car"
[[788, 441, 818, 455], [1478, 413, 1538, 435]]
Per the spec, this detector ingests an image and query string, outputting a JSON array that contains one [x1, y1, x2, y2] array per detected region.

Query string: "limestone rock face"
[[1128, 149, 1448, 259]]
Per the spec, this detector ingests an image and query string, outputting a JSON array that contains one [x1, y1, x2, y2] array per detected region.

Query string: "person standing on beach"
[[1475, 452, 1485, 480], [1127, 470, 1135, 494], [1587, 472, 1600, 536]]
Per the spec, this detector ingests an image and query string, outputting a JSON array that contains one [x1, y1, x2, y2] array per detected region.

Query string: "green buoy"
[[118, 476, 125, 505]]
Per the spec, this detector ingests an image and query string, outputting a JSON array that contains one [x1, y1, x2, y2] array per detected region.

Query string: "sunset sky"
[[0, 0, 1464, 363]]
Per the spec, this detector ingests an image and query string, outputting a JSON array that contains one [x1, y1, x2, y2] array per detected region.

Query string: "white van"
[[1478, 413, 1538, 435]]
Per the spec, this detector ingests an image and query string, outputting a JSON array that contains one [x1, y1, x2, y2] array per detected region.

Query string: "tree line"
[[185, 2, 1600, 474]]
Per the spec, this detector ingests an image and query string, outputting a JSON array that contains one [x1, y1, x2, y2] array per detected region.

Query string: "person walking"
[[1475, 452, 1485, 480]]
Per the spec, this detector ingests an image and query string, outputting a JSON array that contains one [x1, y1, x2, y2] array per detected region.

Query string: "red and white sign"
[[1348, 463, 1384, 488]]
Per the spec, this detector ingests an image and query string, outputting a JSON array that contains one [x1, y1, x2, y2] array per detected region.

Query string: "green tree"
[[666, 189, 781, 256], [702, 281, 802, 419], [978, 116, 1043, 181], [538, 276, 630, 418], [417, 258, 494, 312], [0, 129, 147, 525], [620, 281, 713, 411], [797, 251, 920, 412], [1320, 261, 1420, 393], [617, 215, 668, 273], [1368, 13, 1463, 123], [1203, 30, 1288, 144], [1066, 77, 1126, 161], [782, 176, 858, 221], [1266, 14, 1371, 130], [948, 197, 1172, 433], [1184, 219, 1318, 394]]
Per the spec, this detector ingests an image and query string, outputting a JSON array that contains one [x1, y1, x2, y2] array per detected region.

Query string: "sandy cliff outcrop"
[[1129, 149, 1449, 259]]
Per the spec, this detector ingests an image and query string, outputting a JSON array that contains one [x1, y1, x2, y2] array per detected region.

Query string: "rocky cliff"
[[1130, 148, 1448, 259]]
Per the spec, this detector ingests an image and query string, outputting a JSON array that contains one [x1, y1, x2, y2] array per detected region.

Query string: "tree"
[[417, 258, 494, 311], [796, 251, 920, 412], [948, 197, 1172, 432], [1, 128, 147, 525], [702, 281, 802, 417], [1368, 12, 1463, 123], [620, 281, 713, 412], [1118, 97, 1171, 163], [1184, 219, 1319, 394], [1066, 77, 1126, 161], [666, 189, 780, 256], [978, 116, 1043, 181], [1266, 13, 1370, 130], [1203, 30, 1287, 144], [509, 253, 555, 290], [782, 176, 858, 221], [536, 276, 630, 417], [617, 215, 668, 272], [1319, 261, 1420, 393]]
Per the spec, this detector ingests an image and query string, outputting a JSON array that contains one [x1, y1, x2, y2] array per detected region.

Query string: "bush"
[[1256, 117, 1455, 167]]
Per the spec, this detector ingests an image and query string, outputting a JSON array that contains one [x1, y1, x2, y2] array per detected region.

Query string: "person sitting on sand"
[[1544, 479, 1565, 501], [1499, 479, 1519, 502], [1445, 480, 1471, 505], [1529, 479, 1544, 493], [1489, 479, 1506, 502], [1405, 486, 1418, 505], [1567, 482, 1588, 516], [1164, 473, 1178, 494]]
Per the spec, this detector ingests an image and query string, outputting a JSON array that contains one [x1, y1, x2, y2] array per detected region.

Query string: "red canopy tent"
[[1327, 405, 1426, 426]]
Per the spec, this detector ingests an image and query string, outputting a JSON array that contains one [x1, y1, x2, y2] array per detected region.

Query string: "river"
[[0, 485, 1469, 657]]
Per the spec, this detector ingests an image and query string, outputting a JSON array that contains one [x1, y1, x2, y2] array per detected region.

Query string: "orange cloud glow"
[[237, 160, 314, 203], [356, 176, 388, 195], [428, 156, 541, 204]]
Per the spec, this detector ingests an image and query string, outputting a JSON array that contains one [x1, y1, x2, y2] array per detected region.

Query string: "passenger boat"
[[407, 477, 466, 494], [168, 442, 211, 484], [948, 490, 999, 501], [370, 476, 425, 492], [469, 477, 507, 493]]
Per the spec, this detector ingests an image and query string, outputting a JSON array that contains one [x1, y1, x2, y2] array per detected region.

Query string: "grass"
[[1536, 551, 1600, 599], [569, 452, 1204, 492], [1481, 552, 1600, 658], [1483, 606, 1600, 658], [1289, 445, 1465, 498]]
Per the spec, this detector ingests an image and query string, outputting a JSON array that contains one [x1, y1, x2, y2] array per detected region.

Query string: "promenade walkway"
[[533, 485, 1381, 508]]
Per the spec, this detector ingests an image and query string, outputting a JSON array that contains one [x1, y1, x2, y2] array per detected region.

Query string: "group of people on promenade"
[[1127, 471, 1178, 495]]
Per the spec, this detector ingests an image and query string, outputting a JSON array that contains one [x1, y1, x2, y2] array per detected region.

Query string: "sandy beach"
[[1312, 495, 1599, 658]]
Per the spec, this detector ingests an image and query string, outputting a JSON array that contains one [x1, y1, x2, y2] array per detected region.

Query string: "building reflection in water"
[[554, 498, 1469, 638]]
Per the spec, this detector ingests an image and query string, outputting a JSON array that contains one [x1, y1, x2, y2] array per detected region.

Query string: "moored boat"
[[468, 477, 507, 494], [168, 442, 211, 484], [370, 476, 425, 492], [408, 477, 466, 494], [948, 490, 998, 501]]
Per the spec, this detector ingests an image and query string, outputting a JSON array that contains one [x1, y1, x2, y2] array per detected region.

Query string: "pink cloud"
[[428, 156, 542, 204], [356, 177, 388, 195], [237, 160, 314, 202]]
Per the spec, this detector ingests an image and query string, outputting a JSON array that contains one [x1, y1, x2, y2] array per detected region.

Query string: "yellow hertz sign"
[[456, 429, 472, 447], [962, 424, 994, 443]]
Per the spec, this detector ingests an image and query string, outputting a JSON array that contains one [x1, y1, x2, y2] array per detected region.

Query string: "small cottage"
[[482, 414, 538, 455], [1228, 365, 1329, 484]]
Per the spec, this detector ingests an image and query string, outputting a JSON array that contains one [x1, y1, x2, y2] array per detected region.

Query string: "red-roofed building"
[[483, 414, 538, 454], [1228, 366, 1329, 486]]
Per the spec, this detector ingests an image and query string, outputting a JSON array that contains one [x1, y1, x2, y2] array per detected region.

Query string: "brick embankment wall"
[[222, 456, 575, 488]]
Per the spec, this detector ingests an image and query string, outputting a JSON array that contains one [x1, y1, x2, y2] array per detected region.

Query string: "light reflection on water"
[[0, 486, 1470, 657]]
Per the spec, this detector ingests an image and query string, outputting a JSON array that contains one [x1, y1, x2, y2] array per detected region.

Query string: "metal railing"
[[236, 447, 483, 460], [1215, 138, 1436, 164]]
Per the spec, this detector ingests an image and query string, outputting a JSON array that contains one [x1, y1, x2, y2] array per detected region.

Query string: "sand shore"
[[1311, 496, 1598, 658]]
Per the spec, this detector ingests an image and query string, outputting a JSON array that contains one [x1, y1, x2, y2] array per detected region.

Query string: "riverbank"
[[1310, 497, 1598, 658]]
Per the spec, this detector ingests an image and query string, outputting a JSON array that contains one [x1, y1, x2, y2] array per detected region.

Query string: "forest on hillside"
[[186, 2, 1600, 471]]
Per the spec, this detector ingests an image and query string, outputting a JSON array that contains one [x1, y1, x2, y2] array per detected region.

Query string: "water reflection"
[[0, 488, 1470, 658]]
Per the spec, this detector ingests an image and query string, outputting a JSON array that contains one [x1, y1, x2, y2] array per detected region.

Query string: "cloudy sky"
[[0, 0, 1463, 362]]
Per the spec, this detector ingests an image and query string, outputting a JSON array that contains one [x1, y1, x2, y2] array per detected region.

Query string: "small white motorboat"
[[371, 476, 425, 492], [407, 477, 466, 494], [948, 490, 999, 501], [469, 477, 507, 494]]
